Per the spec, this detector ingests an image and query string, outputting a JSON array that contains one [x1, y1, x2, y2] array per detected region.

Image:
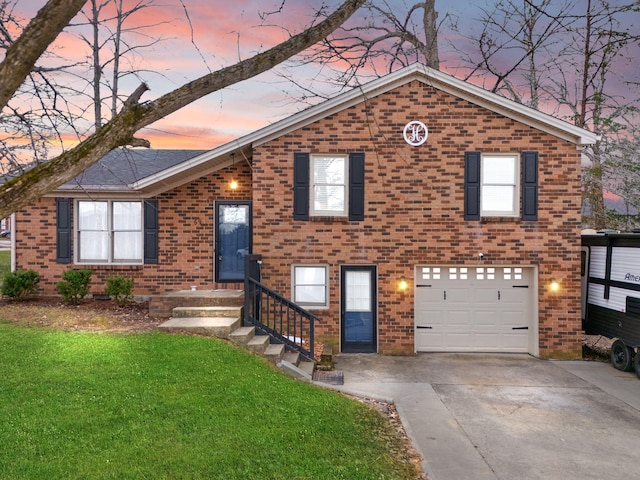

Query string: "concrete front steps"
[[158, 304, 315, 380]]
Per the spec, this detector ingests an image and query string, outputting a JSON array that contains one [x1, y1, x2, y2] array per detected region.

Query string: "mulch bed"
[[0, 297, 161, 332]]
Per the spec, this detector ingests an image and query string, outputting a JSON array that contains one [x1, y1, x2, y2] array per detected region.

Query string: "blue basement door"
[[341, 266, 377, 353]]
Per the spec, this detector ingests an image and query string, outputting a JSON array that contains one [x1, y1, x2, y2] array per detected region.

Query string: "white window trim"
[[480, 153, 520, 217], [75, 199, 144, 265], [291, 264, 330, 309], [310, 154, 348, 217]]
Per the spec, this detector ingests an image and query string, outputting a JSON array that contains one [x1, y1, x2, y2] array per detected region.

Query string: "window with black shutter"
[[293, 152, 365, 221]]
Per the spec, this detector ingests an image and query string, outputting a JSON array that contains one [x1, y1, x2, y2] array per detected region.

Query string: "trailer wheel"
[[634, 349, 640, 379], [611, 339, 634, 371]]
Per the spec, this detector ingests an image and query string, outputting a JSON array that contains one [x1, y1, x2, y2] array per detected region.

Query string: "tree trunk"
[[423, 0, 439, 69], [91, 0, 102, 128]]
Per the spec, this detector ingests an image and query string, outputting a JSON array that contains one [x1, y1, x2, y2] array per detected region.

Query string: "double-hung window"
[[481, 154, 519, 217], [77, 200, 143, 263], [311, 155, 348, 217], [292, 265, 329, 308], [464, 150, 538, 221]]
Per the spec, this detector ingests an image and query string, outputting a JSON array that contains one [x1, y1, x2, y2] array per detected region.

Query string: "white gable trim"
[[251, 63, 599, 147]]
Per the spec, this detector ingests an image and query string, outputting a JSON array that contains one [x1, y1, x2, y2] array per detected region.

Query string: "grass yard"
[[0, 249, 10, 279], [0, 323, 419, 479]]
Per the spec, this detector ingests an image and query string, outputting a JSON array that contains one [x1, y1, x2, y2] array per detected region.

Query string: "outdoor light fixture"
[[229, 180, 239, 190], [399, 277, 409, 291], [550, 279, 560, 292]]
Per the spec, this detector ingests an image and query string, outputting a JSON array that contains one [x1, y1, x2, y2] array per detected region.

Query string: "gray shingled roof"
[[60, 148, 209, 189]]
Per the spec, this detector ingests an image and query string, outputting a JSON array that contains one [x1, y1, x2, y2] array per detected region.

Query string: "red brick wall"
[[15, 161, 252, 296], [252, 80, 583, 358], [15, 79, 583, 358]]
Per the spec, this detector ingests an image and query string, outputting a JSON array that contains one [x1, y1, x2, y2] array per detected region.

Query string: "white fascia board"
[[45, 189, 149, 199], [414, 66, 600, 146]]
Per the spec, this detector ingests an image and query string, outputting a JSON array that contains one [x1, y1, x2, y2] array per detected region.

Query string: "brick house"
[[14, 64, 597, 358]]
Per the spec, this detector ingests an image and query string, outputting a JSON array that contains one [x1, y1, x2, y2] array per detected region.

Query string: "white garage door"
[[415, 266, 535, 353]]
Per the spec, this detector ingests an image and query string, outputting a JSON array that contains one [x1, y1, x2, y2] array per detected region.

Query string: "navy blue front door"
[[341, 266, 377, 353], [215, 201, 251, 282]]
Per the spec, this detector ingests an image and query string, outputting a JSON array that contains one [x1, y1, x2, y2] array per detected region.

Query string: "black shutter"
[[293, 152, 309, 220], [56, 198, 72, 264], [522, 151, 539, 221], [464, 152, 481, 220], [349, 152, 365, 221], [143, 199, 159, 264]]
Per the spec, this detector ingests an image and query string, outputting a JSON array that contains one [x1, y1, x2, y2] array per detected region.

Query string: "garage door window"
[[421, 267, 441, 280], [503, 267, 523, 280], [421, 266, 524, 281]]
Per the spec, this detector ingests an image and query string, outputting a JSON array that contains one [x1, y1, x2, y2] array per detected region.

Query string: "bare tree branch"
[[0, 0, 87, 110], [0, 0, 366, 219]]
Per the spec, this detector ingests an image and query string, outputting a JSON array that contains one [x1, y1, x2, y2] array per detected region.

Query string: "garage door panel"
[[448, 310, 472, 326], [474, 288, 498, 303], [416, 287, 442, 302], [416, 331, 444, 350], [500, 288, 529, 304], [416, 309, 442, 327], [474, 333, 501, 349], [444, 333, 474, 349], [447, 288, 472, 304], [502, 332, 529, 351], [475, 311, 499, 326], [415, 265, 535, 353], [502, 310, 527, 326]]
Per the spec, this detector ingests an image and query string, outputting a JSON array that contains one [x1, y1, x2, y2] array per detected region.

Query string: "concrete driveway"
[[331, 353, 640, 480]]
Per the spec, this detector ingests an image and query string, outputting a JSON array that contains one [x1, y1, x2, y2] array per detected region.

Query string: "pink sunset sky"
[[9, 0, 640, 153]]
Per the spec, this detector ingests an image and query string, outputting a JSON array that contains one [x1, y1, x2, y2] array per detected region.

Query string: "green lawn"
[[0, 324, 418, 479], [0, 249, 10, 280]]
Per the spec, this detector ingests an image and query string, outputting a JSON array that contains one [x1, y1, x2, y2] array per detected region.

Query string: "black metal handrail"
[[244, 255, 318, 362]]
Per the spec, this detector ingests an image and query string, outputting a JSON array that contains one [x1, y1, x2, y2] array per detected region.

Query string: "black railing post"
[[244, 254, 262, 325]]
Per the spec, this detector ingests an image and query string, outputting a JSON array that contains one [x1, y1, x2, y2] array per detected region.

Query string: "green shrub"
[[56, 269, 92, 305], [1, 269, 40, 299], [104, 276, 134, 307]]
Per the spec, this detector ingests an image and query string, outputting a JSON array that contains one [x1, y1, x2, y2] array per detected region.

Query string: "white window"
[[311, 155, 347, 216], [292, 265, 329, 308], [77, 200, 143, 264], [481, 154, 519, 217]]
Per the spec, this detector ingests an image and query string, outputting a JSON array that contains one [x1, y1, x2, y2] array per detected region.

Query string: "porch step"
[[264, 343, 286, 363], [173, 306, 242, 319], [283, 352, 300, 366], [298, 360, 316, 377], [149, 289, 244, 318], [278, 356, 316, 381], [247, 334, 270, 353], [229, 326, 256, 345], [158, 316, 240, 338]]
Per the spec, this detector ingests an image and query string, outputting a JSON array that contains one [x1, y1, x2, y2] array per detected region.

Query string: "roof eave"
[[54, 64, 599, 196]]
